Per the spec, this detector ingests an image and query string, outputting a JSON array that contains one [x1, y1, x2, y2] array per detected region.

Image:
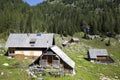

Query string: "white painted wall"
[[15, 51, 42, 56]]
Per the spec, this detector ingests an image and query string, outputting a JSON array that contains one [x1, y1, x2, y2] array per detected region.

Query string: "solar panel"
[[36, 34, 41, 36]]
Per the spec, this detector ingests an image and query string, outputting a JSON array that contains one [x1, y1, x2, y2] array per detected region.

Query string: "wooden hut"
[[62, 40, 70, 46], [69, 38, 79, 43], [88, 49, 114, 63], [62, 38, 79, 47]]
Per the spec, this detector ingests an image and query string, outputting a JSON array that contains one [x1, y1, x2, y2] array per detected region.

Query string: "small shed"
[[85, 35, 100, 40], [88, 49, 114, 63], [62, 37, 79, 47], [30, 46, 75, 75], [70, 38, 79, 43], [62, 40, 70, 46]]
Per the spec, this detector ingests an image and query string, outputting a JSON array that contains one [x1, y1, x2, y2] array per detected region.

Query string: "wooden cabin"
[[29, 46, 75, 75], [69, 38, 79, 43], [88, 49, 114, 63], [5, 33, 55, 59], [62, 38, 79, 47], [62, 40, 70, 46]]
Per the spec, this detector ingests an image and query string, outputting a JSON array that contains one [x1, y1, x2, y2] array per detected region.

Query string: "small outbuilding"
[[62, 37, 79, 47], [62, 40, 70, 46], [69, 38, 79, 43], [88, 49, 114, 63]]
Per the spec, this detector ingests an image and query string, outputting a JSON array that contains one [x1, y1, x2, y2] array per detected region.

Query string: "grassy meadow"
[[0, 33, 120, 80]]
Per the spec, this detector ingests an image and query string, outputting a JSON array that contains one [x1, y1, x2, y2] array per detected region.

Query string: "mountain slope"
[[0, 0, 120, 37]]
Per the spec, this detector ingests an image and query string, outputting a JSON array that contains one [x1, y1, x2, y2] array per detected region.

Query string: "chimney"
[[27, 33, 30, 37]]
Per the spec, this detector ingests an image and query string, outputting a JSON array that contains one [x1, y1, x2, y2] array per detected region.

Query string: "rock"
[[0, 72, 4, 75], [0, 54, 3, 56], [118, 39, 120, 43], [24, 57, 28, 59], [114, 76, 118, 79], [27, 69, 37, 78], [7, 56, 13, 59], [102, 77, 111, 80], [78, 66, 83, 68], [3, 63, 9, 66], [38, 78, 44, 80], [100, 73, 104, 76], [9, 72, 12, 74], [33, 75, 37, 78], [99, 75, 111, 80]]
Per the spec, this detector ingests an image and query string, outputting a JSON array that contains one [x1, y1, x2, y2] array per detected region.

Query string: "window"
[[9, 50, 14, 54], [29, 38, 36, 44]]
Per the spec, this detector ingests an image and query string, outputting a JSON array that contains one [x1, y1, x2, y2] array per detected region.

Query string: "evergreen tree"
[[0, 0, 120, 36], [25, 10, 33, 33]]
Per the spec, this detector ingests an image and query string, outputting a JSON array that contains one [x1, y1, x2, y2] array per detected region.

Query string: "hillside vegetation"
[[0, 33, 120, 80], [0, 0, 120, 79], [0, 0, 120, 37]]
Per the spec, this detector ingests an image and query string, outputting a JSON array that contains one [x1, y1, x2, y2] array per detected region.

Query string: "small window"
[[29, 38, 36, 44], [30, 41, 35, 44], [9, 50, 14, 53]]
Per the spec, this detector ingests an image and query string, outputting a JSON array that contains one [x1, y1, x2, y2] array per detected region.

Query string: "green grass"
[[0, 33, 120, 80], [0, 56, 30, 80]]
